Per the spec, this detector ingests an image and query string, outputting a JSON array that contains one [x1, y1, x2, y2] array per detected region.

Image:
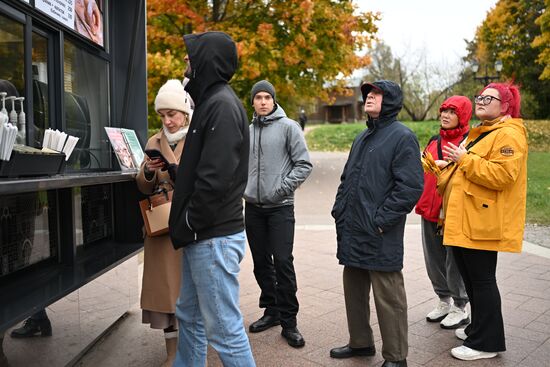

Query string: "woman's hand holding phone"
[[144, 149, 169, 172], [145, 157, 166, 172]]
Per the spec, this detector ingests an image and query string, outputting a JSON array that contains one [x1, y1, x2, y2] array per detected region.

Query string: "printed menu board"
[[35, 0, 75, 29]]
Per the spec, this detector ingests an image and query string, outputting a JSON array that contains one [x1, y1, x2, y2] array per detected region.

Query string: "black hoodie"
[[332, 80, 424, 271], [168, 32, 249, 248]]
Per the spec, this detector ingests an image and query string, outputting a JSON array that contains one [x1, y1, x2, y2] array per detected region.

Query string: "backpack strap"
[[424, 134, 442, 160], [466, 130, 494, 150]]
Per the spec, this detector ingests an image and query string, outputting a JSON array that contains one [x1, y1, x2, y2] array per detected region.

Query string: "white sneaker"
[[440, 305, 470, 329], [455, 328, 467, 341], [451, 345, 498, 360], [426, 300, 451, 322]]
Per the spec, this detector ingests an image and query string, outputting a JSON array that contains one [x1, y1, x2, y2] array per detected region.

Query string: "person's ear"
[[500, 101, 509, 115]]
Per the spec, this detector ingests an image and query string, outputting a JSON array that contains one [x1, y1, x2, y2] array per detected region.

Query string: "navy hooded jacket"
[[169, 32, 249, 248], [332, 80, 424, 271]]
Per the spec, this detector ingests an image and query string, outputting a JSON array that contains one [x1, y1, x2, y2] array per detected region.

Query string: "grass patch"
[[526, 152, 550, 224], [306, 123, 366, 151], [307, 120, 550, 152], [306, 121, 441, 152], [306, 121, 550, 225]]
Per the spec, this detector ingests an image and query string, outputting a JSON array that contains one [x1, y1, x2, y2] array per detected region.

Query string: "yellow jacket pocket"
[[462, 187, 502, 241]]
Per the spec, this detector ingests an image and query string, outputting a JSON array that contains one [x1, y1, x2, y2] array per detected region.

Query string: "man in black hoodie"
[[329, 81, 423, 367], [168, 32, 255, 367]]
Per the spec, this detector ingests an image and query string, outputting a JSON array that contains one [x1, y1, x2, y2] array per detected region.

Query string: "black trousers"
[[245, 203, 298, 328], [452, 246, 506, 352], [30, 309, 48, 321]]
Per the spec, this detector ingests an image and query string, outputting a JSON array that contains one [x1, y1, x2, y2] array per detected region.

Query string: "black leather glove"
[[167, 163, 178, 182]]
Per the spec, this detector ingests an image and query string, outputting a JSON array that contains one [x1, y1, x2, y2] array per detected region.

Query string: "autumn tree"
[[363, 42, 462, 121], [146, 0, 379, 128], [533, 0, 550, 80], [467, 0, 549, 118]]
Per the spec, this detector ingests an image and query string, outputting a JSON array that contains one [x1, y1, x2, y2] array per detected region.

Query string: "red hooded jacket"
[[415, 96, 471, 222]]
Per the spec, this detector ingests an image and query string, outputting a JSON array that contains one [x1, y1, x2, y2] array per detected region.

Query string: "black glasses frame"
[[474, 95, 501, 106]]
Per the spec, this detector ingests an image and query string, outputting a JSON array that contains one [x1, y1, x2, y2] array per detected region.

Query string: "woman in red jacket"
[[416, 96, 471, 329]]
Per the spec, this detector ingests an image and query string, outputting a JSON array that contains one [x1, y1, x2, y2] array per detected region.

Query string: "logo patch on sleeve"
[[500, 146, 514, 156]]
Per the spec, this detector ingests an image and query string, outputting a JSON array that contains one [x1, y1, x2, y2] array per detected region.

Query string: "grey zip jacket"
[[244, 104, 312, 207]]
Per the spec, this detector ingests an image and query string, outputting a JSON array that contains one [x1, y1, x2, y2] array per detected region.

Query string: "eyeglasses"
[[474, 95, 501, 106]]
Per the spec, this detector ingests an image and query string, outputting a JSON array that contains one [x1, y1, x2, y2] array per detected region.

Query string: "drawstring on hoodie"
[[253, 116, 265, 155]]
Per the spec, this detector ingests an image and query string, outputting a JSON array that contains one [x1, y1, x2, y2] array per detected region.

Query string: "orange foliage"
[[146, 0, 379, 127]]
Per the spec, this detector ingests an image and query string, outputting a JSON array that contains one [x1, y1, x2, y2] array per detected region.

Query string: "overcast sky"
[[356, 0, 498, 65]]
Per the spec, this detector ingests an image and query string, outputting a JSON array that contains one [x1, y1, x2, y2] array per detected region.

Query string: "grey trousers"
[[421, 218, 468, 307], [343, 266, 408, 362]]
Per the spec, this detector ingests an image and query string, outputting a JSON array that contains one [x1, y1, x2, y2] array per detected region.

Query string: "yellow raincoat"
[[442, 118, 528, 253]]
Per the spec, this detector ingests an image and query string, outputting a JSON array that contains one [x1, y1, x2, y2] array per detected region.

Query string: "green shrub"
[[525, 120, 550, 152], [148, 128, 160, 138]]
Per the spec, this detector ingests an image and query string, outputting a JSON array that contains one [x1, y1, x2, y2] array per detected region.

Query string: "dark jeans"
[[452, 246, 506, 352], [245, 203, 298, 328]]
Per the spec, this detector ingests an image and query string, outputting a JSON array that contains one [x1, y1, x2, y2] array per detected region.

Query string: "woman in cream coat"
[[136, 79, 191, 367]]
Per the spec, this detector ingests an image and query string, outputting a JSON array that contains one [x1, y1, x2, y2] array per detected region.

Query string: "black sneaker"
[[10, 317, 52, 338]]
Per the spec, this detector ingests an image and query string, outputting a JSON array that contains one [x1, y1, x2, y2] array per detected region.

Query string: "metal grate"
[[0, 191, 58, 277]]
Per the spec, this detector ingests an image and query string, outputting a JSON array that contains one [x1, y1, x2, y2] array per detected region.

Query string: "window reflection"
[[64, 40, 111, 171], [32, 32, 50, 148], [0, 191, 58, 276], [0, 13, 24, 111]]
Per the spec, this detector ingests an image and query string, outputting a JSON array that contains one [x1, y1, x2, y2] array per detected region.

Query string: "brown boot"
[[160, 337, 177, 367]]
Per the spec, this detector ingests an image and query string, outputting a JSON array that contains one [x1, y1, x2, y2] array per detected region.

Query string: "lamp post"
[[471, 60, 503, 85]]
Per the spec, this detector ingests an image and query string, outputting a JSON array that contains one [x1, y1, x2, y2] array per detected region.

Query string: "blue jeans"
[[173, 231, 255, 367]]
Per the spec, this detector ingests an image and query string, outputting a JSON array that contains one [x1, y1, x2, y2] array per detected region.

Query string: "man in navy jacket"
[[329, 80, 423, 367]]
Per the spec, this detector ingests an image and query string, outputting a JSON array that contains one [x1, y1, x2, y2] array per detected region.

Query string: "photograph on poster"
[[34, 0, 104, 47], [74, 0, 104, 46]]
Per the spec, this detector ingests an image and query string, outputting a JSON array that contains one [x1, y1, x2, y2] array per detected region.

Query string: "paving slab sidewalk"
[[78, 152, 550, 367]]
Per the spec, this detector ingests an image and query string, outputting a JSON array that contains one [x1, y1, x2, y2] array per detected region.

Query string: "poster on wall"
[[34, 0, 104, 47], [74, 0, 104, 46]]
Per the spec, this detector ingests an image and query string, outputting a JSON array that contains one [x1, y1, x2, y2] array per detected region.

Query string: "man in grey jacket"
[[244, 80, 312, 348]]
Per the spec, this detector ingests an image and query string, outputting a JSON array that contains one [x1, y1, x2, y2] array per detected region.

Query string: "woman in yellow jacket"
[[441, 82, 527, 361]]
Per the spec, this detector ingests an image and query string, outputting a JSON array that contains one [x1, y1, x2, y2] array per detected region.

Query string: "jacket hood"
[[439, 95, 472, 128], [478, 117, 526, 136], [361, 80, 403, 124], [252, 103, 287, 126], [183, 32, 238, 105]]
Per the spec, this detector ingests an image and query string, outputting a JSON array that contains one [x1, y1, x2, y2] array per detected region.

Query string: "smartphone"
[[144, 149, 169, 167]]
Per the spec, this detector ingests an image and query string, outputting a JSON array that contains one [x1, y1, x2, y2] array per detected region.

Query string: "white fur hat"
[[154, 79, 191, 114]]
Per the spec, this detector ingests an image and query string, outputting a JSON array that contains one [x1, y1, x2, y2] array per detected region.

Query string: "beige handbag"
[[139, 188, 173, 237]]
